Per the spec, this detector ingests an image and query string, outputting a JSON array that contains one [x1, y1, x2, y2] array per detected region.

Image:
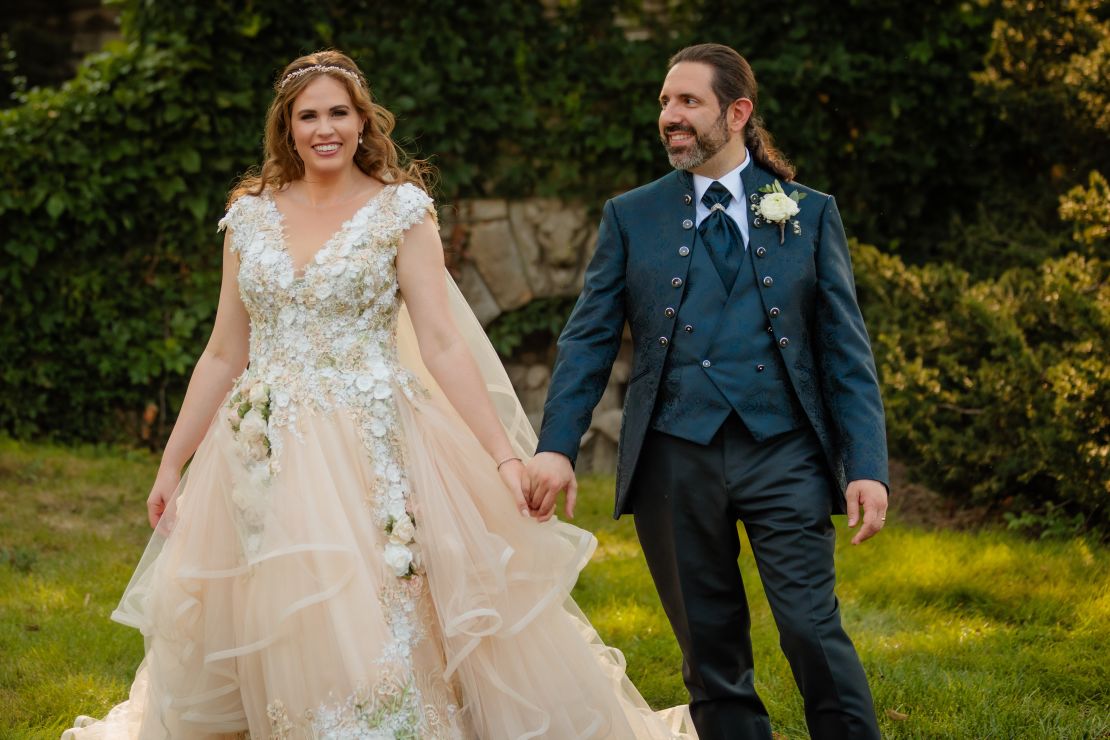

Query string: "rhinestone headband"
[[279, 64, 363, 90]]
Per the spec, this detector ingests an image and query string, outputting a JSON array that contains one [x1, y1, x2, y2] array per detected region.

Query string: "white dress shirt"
[[692, 149, 752, 248]]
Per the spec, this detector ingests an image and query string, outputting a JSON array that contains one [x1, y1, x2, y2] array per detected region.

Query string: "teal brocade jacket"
[[537, 164, 889, 518]]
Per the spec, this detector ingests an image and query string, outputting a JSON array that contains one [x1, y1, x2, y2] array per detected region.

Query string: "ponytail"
[[745, 116, 795, 182]]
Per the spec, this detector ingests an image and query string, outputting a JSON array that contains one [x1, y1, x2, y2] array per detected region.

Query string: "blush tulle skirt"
[[63, 380, 694, 739]]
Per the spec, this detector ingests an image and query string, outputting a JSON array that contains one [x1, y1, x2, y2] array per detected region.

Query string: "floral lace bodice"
[[218, 182, 432, 420]]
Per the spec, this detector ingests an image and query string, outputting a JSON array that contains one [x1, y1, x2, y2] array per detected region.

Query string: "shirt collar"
[[692, 148, 751, 206]]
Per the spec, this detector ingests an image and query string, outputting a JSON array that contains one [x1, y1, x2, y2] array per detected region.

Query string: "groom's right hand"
[[525, 452, 577, 522]]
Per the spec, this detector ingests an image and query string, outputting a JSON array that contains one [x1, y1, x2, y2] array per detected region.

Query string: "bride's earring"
[[358, 134, 364, 146]]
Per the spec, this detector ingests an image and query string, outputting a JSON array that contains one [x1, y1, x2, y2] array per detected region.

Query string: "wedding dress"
[[65, 183, 693, 739]]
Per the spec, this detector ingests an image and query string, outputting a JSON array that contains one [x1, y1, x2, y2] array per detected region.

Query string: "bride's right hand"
[[497, 459, 532, 520], [146, 467, 180, 529]]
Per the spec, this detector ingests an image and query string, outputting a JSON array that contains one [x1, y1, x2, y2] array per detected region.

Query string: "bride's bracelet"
[[496, 456, 521, 471]]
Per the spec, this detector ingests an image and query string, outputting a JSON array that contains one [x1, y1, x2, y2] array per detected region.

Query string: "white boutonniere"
[[752, 180, 806, 244]]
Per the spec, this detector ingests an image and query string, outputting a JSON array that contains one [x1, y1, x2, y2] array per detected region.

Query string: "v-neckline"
[[266, 185, 395, 280]]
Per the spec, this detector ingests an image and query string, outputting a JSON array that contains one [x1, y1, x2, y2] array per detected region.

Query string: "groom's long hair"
[[669, 44, 796, 182]]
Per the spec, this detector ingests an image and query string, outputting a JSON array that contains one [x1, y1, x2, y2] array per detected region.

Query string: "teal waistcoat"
[[650, 226, 805, 444]]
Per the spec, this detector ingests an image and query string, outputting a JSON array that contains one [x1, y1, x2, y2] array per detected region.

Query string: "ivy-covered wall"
[[0, 0, 1106, 529]]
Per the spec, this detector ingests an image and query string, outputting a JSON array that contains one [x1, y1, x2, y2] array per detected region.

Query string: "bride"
[[65, 50, 693, 739]]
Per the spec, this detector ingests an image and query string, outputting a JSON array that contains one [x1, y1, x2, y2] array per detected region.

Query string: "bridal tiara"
[[279, 64, 364, 90]]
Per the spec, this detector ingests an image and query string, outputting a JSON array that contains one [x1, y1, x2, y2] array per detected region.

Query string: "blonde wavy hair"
[[229, 50, 431, 205]]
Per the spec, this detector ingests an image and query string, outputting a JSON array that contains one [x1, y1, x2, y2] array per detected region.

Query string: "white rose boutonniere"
[[752, 180, 806, 244]]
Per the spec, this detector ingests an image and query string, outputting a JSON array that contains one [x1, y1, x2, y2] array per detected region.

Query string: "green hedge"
[[0, 39, 253, 438], [854, 245, 1109, 529]]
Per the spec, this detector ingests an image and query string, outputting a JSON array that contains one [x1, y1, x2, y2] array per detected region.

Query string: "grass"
[[2, 437, 1109, 739]]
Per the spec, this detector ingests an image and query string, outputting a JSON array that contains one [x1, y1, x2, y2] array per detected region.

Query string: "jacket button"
[[779, 337, 789, 348], [683, 194, 693, 205], [659, 336, 669, 347], [756, 364, 766, 372], [769, 307, 780, 318], [682, 219, 693, 229], [762, 276, 774, 287], [664, 306, 675, 318], [701, 359, 711, 368], [767, 326, 774, 334], [678, 245, 690, 256], [755, 246, 767, 258], [672, 277, 683, 288], [684, 324, 694, 333]]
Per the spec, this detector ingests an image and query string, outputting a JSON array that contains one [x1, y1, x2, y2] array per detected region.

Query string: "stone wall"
[[440, 199, 631, 474]]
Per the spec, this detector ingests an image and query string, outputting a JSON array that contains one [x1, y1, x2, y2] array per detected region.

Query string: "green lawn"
[[1, 437, 1108, 739]]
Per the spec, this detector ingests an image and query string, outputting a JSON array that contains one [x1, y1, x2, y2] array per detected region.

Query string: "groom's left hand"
[[846, 479, 888, 545]]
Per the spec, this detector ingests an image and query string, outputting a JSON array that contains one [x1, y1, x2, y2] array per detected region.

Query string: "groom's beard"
[[662, 113, 730, 171]]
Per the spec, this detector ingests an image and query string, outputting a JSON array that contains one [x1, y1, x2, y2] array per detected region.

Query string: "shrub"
[[855, 244, 1109, 529]]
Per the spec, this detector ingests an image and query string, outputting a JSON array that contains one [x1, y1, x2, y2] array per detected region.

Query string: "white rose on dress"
[[238, 409, 270, 462], [240, 408, 268, 442], [410, 543, 424, 573], [387, 499, 409, 524], [248, 382, 268, 406], [758, 192, 800, 223], [390, 515, 416, 544], [383, 543, 414, 577], [246, 437, 269, 462]]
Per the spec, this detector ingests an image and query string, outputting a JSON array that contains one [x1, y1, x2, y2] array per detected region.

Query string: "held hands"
[[522, 452, 577, 522], [846, 479, 888, 545], [146, 466, 181, 529]]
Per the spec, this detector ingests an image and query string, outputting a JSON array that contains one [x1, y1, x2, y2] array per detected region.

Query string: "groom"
[[526, 44, 888, 739]]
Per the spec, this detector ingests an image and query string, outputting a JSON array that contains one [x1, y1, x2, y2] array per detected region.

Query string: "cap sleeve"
[[393, 182, 436, 233], [217, 198, 242, 234], [217, 195, 259, 254]]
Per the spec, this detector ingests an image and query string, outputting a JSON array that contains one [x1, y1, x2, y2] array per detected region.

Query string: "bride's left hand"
[[497, 459, 532, 519]]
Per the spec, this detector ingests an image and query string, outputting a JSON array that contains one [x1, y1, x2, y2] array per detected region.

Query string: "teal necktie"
[[699, 182, 743, 291]]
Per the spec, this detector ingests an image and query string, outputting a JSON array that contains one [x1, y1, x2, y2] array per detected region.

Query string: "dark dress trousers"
[[537, 163, 888, 739]]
